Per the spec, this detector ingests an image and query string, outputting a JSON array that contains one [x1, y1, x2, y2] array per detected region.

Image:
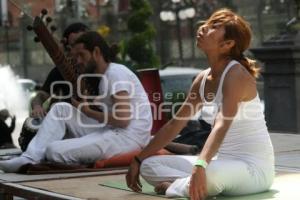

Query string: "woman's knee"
[[140, 156, 162, 175], [140, 157, 162, 185], [140, 156, 183, 186], [205, 164, 225, 196], [140, 157, 155, 176], [140, 159, 157, 186]]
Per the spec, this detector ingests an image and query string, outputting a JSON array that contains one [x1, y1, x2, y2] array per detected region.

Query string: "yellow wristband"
[[194, 159, 208, 169]]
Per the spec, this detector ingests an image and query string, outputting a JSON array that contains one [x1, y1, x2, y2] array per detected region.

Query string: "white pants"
[[140, 155, 274, 197], [22, 102, 141, 164]]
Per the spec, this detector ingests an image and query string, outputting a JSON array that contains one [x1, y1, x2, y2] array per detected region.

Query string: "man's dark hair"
[[62, 22, 89, 50], [74, 31, 118, 62], [62, 22, 89, 39]]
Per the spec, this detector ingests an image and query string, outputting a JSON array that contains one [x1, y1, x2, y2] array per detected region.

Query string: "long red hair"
[[206, 8, 259, 78]]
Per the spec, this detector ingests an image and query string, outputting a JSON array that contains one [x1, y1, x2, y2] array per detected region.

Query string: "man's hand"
[[71, 98, 91, 114], [31, 105, 46, 118]]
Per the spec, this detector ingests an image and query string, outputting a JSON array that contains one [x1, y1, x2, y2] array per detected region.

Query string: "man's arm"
[[72, 91, 131, 128], [30, 67, 64, 118]]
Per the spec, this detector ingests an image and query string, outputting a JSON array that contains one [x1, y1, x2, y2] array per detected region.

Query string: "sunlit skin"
[[126, 11, 258, 200], [196, 22, 256, 102], [196, 22, 226, 52]]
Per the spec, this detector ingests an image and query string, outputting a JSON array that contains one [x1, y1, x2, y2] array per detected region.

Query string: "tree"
[[120, 0, 160, 70]]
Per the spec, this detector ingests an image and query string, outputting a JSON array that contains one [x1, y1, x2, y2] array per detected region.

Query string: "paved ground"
[[270, 132, 300, 172], [1, 132, 300, 200]]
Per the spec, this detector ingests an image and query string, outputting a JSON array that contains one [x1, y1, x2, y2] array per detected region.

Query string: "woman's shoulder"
[[223, 62, 256, 99], [225, 62, 255, 84]]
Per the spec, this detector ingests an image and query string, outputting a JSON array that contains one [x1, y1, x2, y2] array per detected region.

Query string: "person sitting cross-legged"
[[126, 8, 274, 200], [0, 31, 152, 173]]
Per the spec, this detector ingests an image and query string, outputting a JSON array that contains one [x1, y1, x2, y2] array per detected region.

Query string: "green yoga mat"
[[100, 179, 186, 200], [100, 173, 300, 199]]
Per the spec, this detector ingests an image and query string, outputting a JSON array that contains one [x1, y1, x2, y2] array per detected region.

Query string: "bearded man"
[[0, 31, 152, 173]]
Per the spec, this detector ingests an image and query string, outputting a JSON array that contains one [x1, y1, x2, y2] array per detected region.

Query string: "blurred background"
[[0, 0, 297, 81]]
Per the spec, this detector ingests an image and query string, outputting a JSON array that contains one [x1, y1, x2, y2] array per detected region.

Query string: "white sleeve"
[[108, 70, 133, 96]]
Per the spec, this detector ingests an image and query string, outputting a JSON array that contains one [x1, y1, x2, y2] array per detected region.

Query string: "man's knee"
[[49, 102, 73, 119], [45, 143, 66, 163], [45, 141, 98, 164]]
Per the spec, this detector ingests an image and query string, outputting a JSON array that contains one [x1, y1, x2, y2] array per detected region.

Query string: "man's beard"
[[84, 58, 97, 74]]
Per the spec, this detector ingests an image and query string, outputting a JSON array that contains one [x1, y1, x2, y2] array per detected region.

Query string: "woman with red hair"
[[126, 8, 274, 200]]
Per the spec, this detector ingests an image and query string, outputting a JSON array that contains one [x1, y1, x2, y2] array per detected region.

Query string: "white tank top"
[[200, 60, 274, 166]]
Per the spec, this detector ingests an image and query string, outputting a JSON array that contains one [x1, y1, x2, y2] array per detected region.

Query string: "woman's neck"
[[207, 55, 231, 79]]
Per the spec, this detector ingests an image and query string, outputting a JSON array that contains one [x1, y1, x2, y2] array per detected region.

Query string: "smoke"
[[0, 64, 28, 116], [0, 65, 30, 147]]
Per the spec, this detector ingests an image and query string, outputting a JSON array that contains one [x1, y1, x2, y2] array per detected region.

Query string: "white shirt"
[[200, 60, 274, 167], [97, 63, 152, 147]]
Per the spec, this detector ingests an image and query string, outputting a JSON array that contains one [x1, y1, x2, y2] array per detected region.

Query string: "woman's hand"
[[189, 167, 208, 200], [126, 159, 143, 192]]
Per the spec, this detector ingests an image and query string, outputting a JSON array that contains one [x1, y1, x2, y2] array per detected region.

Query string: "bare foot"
[[154, 182, 172, 195]]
